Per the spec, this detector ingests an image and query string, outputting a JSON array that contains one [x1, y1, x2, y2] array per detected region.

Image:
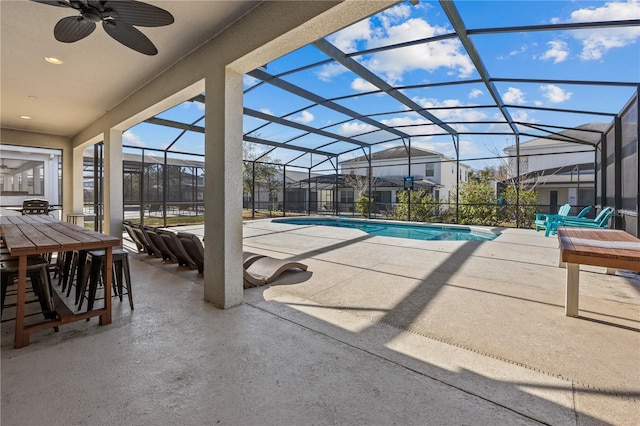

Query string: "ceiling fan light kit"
[[32, 0, 174, 55]]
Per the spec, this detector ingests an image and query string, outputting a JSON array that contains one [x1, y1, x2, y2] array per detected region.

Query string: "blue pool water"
[[273, 218, 497, 241]]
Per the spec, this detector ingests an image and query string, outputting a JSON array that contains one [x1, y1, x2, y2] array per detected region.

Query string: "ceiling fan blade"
[[30, 0, 74, 9], [54, 16, 96, 42], [103, 20, 158, 55], [105, 1, 174, 27]]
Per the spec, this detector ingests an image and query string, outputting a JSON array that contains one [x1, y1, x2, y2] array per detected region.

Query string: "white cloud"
[[259, 108, 275, 116], [411, 96, 488, 122], [486, 109, 538, 132], [510, 45, 528, 57], [363, 18, 475, 83], [327, 19, 372, 53], [540, 40, 569, 63], [566, 0, 640, 60], [378, 3, 412, 29], [123, 130, 145, 147], [292, 110, 314, 123], [539, 84, 572, 103], [351, 78, 379, 92], [412, 139, 481, 159], [338, 121, 378, 136], [322, 13, 474, 86], [316, 63, 348, 82], [468, 89, 483, 99], [510, 109, 537, 123], [243, 75, 259, 87], [499, 45, 528, 60], [502, 87, 526, 105], [381, 116, 430, 135]]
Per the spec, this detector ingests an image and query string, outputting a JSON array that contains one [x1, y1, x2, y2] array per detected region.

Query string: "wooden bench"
[[557, 228, 640, 317]]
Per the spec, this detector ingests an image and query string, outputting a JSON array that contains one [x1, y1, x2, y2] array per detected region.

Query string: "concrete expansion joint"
[[246, 299, 554, 425], [344, 309, 640, 402], [308, 263, 377, 298]]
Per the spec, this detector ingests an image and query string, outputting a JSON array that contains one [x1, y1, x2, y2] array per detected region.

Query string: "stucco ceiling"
[[0, 0, 260, 137]]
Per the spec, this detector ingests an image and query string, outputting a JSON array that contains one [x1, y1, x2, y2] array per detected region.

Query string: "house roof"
[[342, 146, 445, 164], [504, 123, 611, 153], [294, 173, 439, 190]]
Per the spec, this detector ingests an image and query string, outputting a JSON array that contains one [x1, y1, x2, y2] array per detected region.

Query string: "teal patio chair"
[[550, 206, 614, 235], [535, 203, 571, 234]]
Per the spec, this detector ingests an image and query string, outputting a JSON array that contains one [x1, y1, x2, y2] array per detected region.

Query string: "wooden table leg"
[[15, 255, 29, 348], [565, 263, 580, 317], [99, 247, 112, 325]]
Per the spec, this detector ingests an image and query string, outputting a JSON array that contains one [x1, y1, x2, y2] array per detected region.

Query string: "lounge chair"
[[130, 223, 162, 257], [144, 227, 177, 263], [243, 252, 266, 268], [159, 230, 198, 270], [535, 203, 571, 234], [552, 206, 614, 234], [243, 255, 308, 288], [176, 232, 205, 273], [123, 221, 146, 253]]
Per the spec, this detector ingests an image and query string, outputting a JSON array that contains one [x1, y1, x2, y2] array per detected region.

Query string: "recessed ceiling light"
[[20, 115, 32, 120], [45, 57, 63, 65]]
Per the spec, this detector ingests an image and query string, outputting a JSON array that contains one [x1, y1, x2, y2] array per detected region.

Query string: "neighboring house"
[[339, 146, 471, 207], [244, 168, 323, 212], [243, 145, 472, 215], [503, 123, 608, 213]]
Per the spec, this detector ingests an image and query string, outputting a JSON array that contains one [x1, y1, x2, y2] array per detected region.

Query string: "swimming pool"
[[273, 217, 498, 241]]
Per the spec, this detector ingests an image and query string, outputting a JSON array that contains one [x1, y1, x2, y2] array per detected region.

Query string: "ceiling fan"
[[31, 0, 174, 55], [0, 159, 15, 170]]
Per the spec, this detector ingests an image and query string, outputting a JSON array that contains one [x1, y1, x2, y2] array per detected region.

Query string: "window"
[[0, 160, 45, 196], [425, 163, 435, 177], [339, 190, 354, 203]]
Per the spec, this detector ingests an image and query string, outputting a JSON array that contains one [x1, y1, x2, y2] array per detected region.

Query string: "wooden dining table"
[[0, 214, 120, 348]]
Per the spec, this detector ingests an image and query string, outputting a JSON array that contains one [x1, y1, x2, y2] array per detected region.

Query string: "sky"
[[124, 0, 640, 172]]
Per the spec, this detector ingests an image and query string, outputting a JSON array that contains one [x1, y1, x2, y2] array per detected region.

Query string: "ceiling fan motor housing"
[[81, 8, 103, 23]]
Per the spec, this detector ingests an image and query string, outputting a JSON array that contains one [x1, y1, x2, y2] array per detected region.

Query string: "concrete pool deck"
[[2, 218, 639, 425]]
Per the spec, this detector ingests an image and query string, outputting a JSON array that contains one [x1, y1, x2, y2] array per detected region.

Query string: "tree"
[[499, 185, 538, 228], [463, 164, 540, 227], [243, 141, 282, 215], [344, 172, 379, 217], [344, 172, 378, 199]]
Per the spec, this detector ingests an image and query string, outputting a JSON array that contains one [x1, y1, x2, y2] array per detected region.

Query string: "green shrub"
[[355, 196, 373, 217], [458, 180, 498, 225], [393, 189, 438, 222]]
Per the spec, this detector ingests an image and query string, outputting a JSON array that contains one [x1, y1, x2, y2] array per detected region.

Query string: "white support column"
[[103, 129, 124, 240], [72, 147, 86, 223], [33, 166, 42, 195], [20, 171, 28, 192], [565, 263, 580, 317], [12, 172, 19, 191], [203, 68, 244, 308]]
